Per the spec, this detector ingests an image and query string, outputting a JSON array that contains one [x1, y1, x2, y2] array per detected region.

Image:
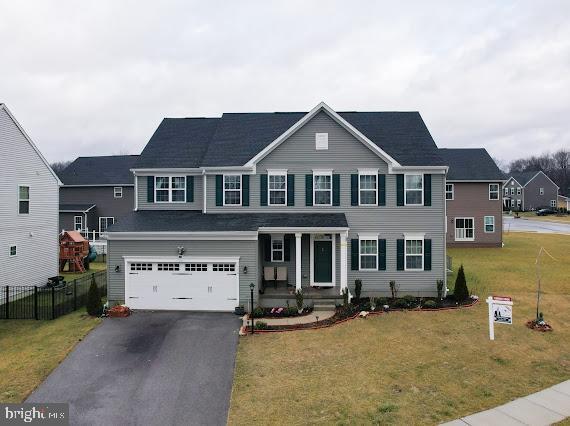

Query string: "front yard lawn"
[[229, 233, 570, 425], [0, 309, 101, 403]]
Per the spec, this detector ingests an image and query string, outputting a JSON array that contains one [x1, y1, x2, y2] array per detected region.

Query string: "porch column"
[[295, 232, 302, 291], [340, 231, 348, 295]]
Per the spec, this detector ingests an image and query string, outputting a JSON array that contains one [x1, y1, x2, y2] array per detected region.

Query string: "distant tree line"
[[50, 160, 71, 177], [506, 149, 569, 196]]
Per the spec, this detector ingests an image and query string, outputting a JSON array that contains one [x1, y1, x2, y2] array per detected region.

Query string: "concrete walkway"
[[442, 380, 570, 426]]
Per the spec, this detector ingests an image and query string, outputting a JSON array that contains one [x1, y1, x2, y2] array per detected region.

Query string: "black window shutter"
[[378, 174, 386, 206], [287, 174, 295, 206], [397, 239, 404, 270], [284, 236, 291, 261], [264, 235, 271, 262], [378, 238, 386, 270], [333, 174, 340, 206], [242, 175, 249, 206], [215, 175, 223, 206], [396, 175, 404, 206], [305, 174, 313, 206], [260, 174, 268, 206], [186, 176, 194, 202], [424, 239, 432, 271], [351, 174, 358, 206], [351, 239, 359, 270], [424, 174, 432, 206], [147, 176, 154, 203]]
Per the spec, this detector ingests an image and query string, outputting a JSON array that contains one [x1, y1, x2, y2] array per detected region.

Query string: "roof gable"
[[59, 155, 139, 186], [439, 148, 505, 181]]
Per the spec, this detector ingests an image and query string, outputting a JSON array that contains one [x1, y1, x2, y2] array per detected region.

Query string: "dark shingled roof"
[[439, 148, 505, 181], [107, 211, 348, 233], [509, 171, 541, 186], [59, 203, 96, 212], [59, 155, 138, 185], [135, 110, 445, 168]]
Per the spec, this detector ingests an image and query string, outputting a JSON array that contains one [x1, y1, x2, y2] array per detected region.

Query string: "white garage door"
[[125, 261, 239, 311]]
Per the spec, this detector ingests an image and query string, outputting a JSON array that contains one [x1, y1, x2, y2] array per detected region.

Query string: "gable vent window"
[[315, 133, 328, 150]]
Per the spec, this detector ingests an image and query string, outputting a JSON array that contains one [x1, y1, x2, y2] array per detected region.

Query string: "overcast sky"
[[1, 1, 569, 166]]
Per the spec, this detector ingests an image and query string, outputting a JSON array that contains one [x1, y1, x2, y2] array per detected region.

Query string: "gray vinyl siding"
[[106, 239, 257, 307], [137, 175, 203, 211], [0, 107, 59, 287], [523, 173, 558, 210]]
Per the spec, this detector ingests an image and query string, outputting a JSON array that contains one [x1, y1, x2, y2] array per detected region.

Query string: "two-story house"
[[503, 171, 559, 211], [0, 104, 61, 287], [104, 103, 448, 312], [439, 148, 505, 247], [58, 155, 138, 239]]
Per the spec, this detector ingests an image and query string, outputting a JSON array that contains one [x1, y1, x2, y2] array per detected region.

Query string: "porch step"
[[313, 303, 337, 311]]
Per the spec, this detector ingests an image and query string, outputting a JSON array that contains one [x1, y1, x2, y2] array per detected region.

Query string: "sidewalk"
[[442, 380, 570, 425]]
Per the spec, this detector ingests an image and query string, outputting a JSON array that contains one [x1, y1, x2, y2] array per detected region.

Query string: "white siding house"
[[0, 104, 61, 287]]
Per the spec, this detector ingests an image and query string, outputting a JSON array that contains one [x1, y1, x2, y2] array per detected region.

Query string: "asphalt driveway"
[[27, 312, 241, 426], [504, 216, 570, 235]]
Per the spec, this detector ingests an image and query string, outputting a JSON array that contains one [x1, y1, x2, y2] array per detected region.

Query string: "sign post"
[[486, 296, 513, 341]]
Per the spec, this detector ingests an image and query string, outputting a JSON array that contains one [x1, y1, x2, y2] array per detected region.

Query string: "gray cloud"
[[1, 0, 568, 163]]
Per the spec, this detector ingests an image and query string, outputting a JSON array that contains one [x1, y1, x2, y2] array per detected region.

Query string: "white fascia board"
[[267, 168, 288, 175], [403, 232, 426, 239], [132, 168, 203, 175], [1, 104, 63, 185], [244, 102, 402, 168], [103, 231, 259, 241], [358, 168, 378, 174], [258, 226, 349, 233], [62, 184, 135, 187], [312, 168, 334, 174], [447, 179, 507, 183], [358, 232, 379, 239], [524, 171, 559, 189], [504, 176, 523, 187], [123, 255, 241, 263], [390, 165, 448, 174]]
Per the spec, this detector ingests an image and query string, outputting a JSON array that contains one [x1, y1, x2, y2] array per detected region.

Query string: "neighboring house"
[[557, 194, 569, 211], [439, 148, 505, 248], [105, 102, 448, 312], [58, 155, 138, 239], [0, 104, 61, 287], [503, 171, 559, 211]]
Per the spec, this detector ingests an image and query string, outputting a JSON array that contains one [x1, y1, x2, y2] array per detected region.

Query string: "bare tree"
[[50, 160, 71, 177]]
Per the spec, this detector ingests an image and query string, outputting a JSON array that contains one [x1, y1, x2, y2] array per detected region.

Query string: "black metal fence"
[[0, 270, 107, 320]]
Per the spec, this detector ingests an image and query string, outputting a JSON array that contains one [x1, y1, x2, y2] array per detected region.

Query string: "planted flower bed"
[[251, 305, 314, 319]]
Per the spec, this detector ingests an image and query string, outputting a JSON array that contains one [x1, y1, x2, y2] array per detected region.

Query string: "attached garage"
[[124, 257, 239, 311]]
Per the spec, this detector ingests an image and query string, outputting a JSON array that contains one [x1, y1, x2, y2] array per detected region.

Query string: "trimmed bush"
[[423, 300, 438, 309], [375, 297, 389, 307], [392, 299, 408, 309], [255, 321, 269, 330], [402, 295, 418, 307], [354, 279, 362, 300], [436, 280, 444, 300], [252, 306, 265, 318], [453, 264, 470, 302], [86, 276, 103, 317]]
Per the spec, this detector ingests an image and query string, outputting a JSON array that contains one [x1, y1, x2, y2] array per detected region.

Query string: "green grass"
[[505, 211, 570, 224], [0, 309, 101, 403], [228, 233, 570, 425]]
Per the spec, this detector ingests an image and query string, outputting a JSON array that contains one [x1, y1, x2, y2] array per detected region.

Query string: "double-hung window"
[[404, 174, 423, 205], [550, 200, 557, 208], [313, 171, 332, 206], [155, 176, 185, 203], [9, 245, 17, 257], [517, 199, 522, 208], [18, 185, 30, 214], [114, 186, 123, 198], [405, 237, 423, 270], [504, 187, 509, 196], [224, 175, 242, 205], [539, 188, 544, 195], [484, 216, 495, 233], [271, 237, 284, 262], [268, 172, 286, 205], [489, 184, 499, 200], [74, 215, 83, 231], [359, 238, 378, 270], [455, 218, 474, 241], [510, 188, 515, 195], [359, 171, 377, 205], [517, 188, 521, 195], [446, 184, 454, 200], [99, 217, 115, 234]]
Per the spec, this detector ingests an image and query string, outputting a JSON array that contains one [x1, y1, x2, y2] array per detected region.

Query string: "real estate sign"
[[486, 296, 513, 340]]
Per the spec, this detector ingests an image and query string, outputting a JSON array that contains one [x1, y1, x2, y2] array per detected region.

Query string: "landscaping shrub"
[[402, 295, 418, 307], [342, 288, 349, 306], [436, 279, 444, 300], [453, 264, 470, 302], [86, 277, 103, 317], [255, 321, 268, 330], [375, 297, 389, 307], [389, 280, 398, 299], [354, 279, 362, 300], [295, 289, 304, 312], [392, 299, 408, 309], [423, 300, 438, 309], [252, 306, 265, 318], [288, 306, 298, 317]]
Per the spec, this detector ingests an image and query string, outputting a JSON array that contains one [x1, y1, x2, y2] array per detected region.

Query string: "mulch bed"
[[526, 320, 553, 332]]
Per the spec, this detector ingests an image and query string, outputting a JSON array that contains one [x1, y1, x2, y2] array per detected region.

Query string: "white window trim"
[[315, 132, 329, 150], [267, 170, 287, 206], [358, 169, 378, 206], [358, 234, 379, 271], [404, 234, 424, 271], [504, 187, 509, 196], [510, 188, 515, 195], [270, 235, 284, 262], [489, 183, 499, 200], [18, 184, 30, 215], [550, 200, 557, 208], [114, 186, 123, 198], [539, 187, 544, 195], [74, 215, 83, 231], [99, 217, 115, 234], [446, 183, 454, 200], [517, 199, 522, 207], [484, 216, 495, 233], [517, 188, 521, 195], [454, 217, 475, 242], [9, 244, 17, 257], [223, 174, 242, 206], [313, 170, 333, 206], [155, 176, 186, 204], [404, 174, 424, 206]]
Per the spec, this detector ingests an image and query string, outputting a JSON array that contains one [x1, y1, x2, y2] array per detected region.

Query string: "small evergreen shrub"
[[392, 299, 408, 309], [376, 297, 389, 306], [295, 289, 304, 312], [453, 264, 470, 302], [402, 295, 418, 307], [86, 276, 103, 317], [436, 280, 444, 300], [255, 321, 269, 330], [252, 306, 265, 318], [288, 306, 298, 317], [423, 300, 438, 309], [342, 288, 349, 306], [354, 279, 362, 300], [389, 280, 398, 299]]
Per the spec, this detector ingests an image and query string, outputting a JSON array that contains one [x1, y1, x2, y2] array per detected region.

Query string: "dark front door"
[[314, 241, 332, 283]]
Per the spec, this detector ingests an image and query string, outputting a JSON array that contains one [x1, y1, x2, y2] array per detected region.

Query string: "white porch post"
[[340, 231, 348, 295], [295, 232, 302, 291]]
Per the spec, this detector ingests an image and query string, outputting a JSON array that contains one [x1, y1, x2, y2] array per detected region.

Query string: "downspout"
[[443, 173, 448, 297], [133, 171, 138, 211]]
